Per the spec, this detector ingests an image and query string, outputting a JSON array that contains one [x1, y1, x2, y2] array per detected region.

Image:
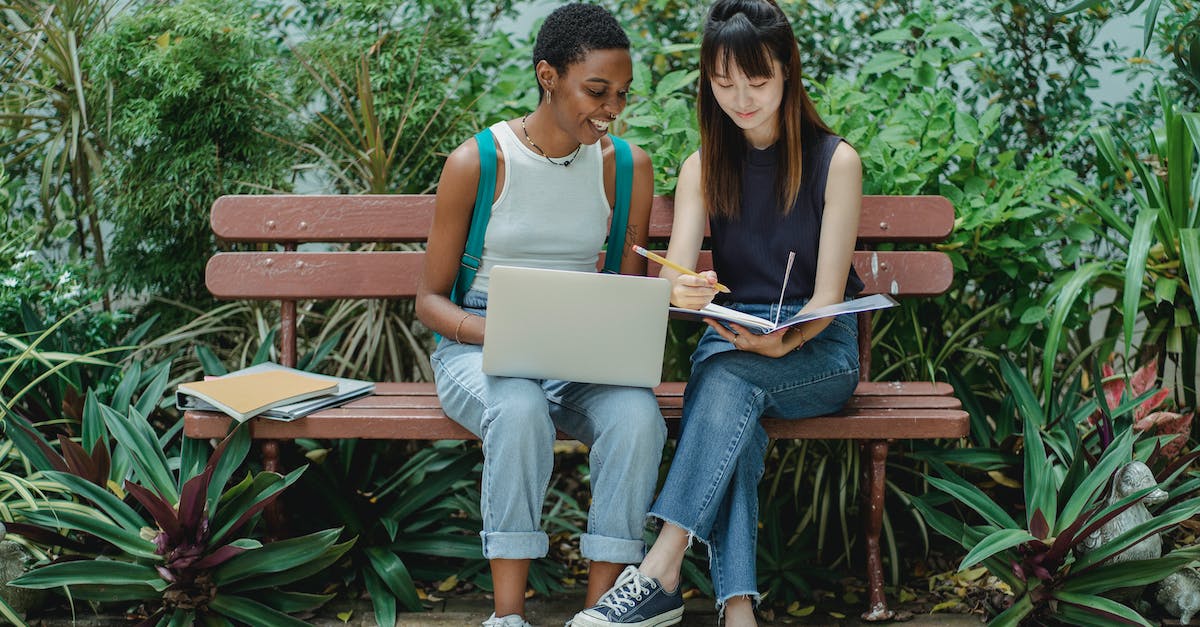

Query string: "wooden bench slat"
[[205, 250, 953, 299], [366, 380, 953, 398], [212, 195, 953, 243], [184, 407, 968, 440]]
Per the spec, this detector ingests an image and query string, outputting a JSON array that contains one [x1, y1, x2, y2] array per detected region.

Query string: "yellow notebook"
[[177, 370, 338, 422]]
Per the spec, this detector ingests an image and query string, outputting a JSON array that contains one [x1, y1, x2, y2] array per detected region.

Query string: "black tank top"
[[709, 130, 864, 304]]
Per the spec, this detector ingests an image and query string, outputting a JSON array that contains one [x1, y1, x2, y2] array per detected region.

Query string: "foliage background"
[[2, 0, 1199, 622]]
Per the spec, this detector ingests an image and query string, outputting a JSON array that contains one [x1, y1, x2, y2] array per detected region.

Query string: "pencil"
[[632, 245, 731, 293]]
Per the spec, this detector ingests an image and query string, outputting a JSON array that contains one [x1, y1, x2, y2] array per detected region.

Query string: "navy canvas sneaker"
[[570, 565, 684, 627]]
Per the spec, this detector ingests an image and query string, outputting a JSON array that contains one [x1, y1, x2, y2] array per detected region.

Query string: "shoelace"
[[595, 570, 655, 615]]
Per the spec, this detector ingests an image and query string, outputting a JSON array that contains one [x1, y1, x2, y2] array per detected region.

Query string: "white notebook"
[[482, 266, 671, 388]]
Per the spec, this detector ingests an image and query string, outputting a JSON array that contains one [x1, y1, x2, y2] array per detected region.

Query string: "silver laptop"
[[482, 265, 671, 387]]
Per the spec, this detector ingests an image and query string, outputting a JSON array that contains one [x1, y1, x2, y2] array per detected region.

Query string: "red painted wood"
[[212, 194, 953, 243], [184, 407, 968, 440], [205, 250, 953, 299]]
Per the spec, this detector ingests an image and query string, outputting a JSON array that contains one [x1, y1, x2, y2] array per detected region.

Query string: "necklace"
[[522, 113, 581, 167]]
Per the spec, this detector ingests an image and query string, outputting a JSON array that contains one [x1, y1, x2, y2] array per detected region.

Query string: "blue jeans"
[[430, 290, 667, 564], [650, 300, 860, 607]]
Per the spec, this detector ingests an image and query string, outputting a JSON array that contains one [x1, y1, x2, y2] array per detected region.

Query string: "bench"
[[183, 193, 968, 621]]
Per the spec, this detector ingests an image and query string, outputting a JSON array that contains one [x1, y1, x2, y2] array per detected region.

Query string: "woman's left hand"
[[708, 321, 792, 358]]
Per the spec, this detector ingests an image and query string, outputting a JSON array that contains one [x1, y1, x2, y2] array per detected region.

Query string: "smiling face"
[[709, 51, 785, 148], [539, 48, 633, 145]]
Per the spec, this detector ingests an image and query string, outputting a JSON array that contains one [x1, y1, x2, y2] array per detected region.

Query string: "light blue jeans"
[[430, 290, 667, 564], [649, 299, 860, 607]]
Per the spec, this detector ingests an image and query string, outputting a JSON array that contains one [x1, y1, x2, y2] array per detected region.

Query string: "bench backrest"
[[206, 195, 955, 376]]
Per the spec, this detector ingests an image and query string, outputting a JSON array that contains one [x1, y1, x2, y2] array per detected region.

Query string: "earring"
[[608, 112, 617, 120], [545, 90, 553, 104]]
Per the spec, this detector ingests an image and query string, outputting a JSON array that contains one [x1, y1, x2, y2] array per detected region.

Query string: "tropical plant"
[[5, 404, 352, 625], [1084, 87, 1200, 409], [912, 356, 1200, 625], [0, 0, 122, 281], [88, 0, 296, 305]]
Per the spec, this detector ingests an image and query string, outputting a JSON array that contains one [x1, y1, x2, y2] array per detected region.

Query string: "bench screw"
[[879, 222, 889, 231], [266, 220, 276, 229]]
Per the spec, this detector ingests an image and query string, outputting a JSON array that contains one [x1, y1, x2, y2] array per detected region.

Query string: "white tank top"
[[469, 120, 611, 292]]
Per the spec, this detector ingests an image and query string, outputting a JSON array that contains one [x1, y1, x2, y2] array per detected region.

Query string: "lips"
[[736, 110, 757, 119], [590, 118, 611, 132]]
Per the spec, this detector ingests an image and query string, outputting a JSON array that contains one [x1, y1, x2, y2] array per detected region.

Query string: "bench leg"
[[262, 440, 287, 537], [861, 439, 894, 622]]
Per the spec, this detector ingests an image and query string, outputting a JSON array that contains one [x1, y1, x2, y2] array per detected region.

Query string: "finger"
[[707, 320, 738, 343]]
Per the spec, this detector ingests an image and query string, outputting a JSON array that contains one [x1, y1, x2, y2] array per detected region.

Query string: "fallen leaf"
[[931, 600, 960, 612], [987, 471, 1020, 489], [828, 611, 846, 619], [337, 611, 353, 623], [786, 602, 815, 617]]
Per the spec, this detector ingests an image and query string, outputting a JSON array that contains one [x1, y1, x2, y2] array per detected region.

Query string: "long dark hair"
[[698, 0, 831, 219]]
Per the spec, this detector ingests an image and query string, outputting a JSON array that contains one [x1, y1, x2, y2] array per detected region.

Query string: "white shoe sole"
[[571, 606, 683, 627]]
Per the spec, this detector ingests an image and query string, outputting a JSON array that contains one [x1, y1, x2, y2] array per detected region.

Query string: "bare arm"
[[662, 151, 720, 308], [617, 142, 654, 276], [415, 139, 488, 344], [785, 141, 863, 344]]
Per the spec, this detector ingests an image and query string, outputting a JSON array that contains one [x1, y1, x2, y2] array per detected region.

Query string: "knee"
[[480, 387, 554, 443], [596, 389, 667, 453]]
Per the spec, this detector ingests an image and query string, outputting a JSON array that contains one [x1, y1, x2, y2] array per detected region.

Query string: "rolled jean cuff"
[[480, 530, 549, 560], [580, 533, 646, 565], [716, 591, 761, 611]]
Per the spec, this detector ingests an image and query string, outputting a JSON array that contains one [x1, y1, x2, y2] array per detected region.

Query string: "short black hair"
[[532, 3, 630, 97]]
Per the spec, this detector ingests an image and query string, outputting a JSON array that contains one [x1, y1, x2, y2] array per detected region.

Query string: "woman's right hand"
[[671, 271, 720, 310]]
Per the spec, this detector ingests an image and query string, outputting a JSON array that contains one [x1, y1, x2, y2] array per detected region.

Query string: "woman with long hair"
[[572, 1, 863, 625]]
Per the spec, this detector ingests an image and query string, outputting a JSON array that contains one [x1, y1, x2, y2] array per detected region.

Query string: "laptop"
[[482, 265, 671, 387]]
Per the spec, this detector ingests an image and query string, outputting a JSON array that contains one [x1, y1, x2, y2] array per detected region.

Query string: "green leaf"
[[1074, 497, 1200, 571], [1123, 209, 1160, 355], [925, 475, 1017, 529], [363, 567, 397, 627], [869, 28, 913, 43], [655, 69, 698, 98], [223, 539, 355, 592], [1056, 428, 1134, 535], [0, 595, 29, 627], [1053, 591, 1151, 626], [958, 528, 1035, 571], [22, 509, 158, 560], [366, 547, 422, 611], [860, 51, 909, 75], [10, 560, 161, 591], [1154, 277, 1179, 304], [1062, 545, 1200, 595], [99, 404, 177, 504], [208, 594, 310, 627], [41, 470, 145, 532], [252, 590, 335, 613], [1042, 262, 1113, 402], [213, 528, 342, 586], [1180, 229, 1200, 326]]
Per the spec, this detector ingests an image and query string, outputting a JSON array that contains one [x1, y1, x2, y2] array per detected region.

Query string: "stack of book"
[[176, 362, 374, 423]]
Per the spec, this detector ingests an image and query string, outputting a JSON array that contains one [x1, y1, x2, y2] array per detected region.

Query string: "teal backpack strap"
[[450, 129, 497, 305], [603, 135, 634, 274]]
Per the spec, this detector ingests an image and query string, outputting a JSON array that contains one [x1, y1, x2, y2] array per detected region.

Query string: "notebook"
[[482, 265, 671, 388]]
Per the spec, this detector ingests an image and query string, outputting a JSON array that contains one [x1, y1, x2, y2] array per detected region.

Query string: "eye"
[[587, 88, 604, 97], [749, 81, 768, 88], [617, 89, 629, 98], [715, 82, 733, 89]]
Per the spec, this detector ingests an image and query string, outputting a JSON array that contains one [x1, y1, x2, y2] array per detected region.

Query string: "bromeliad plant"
[[4, 392, 353, 625], [913, 357, 1200, 625]]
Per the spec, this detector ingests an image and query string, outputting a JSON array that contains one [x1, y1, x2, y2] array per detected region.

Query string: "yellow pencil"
[[633, 245, 731, 293]]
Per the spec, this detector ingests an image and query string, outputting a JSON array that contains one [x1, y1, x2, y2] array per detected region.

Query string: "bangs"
[[702, 16, 776, 80]]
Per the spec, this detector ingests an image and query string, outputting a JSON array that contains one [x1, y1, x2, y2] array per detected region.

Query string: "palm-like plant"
[[2, 365, 353, 625], [913, 356, 1200, 625], [0, 0, 121, 282], [1087, 86, 1200, 408]]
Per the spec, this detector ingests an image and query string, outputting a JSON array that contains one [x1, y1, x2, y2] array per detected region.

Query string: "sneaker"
[[570, 565, 684, 627], [483, 613, 533, 627]]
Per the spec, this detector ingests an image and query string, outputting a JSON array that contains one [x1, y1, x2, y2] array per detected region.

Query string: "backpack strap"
[[450, 129, 497, 305], [604, 135, 634, 274]]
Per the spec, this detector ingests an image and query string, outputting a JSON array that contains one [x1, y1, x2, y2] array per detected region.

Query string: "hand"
[[708, 321, 792, 358], [671, 271, 720, 310]]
